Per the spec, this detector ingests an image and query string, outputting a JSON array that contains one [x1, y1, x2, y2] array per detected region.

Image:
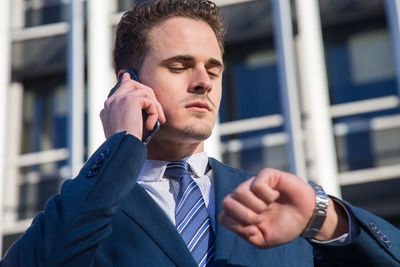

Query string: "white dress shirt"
[[137, 152, 216, 230]]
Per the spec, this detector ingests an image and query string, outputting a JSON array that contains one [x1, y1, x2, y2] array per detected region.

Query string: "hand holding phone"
[[107, 69, 161, 144]]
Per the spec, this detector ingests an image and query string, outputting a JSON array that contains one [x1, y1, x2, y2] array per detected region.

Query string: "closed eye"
[[168, 67, 186, 73], [207, 67, 222, 79]]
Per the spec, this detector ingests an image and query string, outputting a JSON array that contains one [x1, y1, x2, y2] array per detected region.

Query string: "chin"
[[161, 122, 213, 142], [181, 126, 212, 141]]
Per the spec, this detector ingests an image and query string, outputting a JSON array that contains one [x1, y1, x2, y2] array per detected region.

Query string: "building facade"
[[1, 0, 400, 255]]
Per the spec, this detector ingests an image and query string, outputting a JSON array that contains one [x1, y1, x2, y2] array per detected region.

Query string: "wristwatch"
[[301, 180, 329, 239]]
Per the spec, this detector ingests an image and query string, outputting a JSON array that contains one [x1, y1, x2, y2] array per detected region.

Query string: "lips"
[[185, 101, 211, 112]]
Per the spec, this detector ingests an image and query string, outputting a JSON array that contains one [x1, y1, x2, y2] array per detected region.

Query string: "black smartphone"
[[108, 69, 160, 144]]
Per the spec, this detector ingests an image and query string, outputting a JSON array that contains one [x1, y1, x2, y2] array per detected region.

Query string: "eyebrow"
[[162, 55, 224, 69]]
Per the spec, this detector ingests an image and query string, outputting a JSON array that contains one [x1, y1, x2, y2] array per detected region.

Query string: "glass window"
[[220, 50, 281, 124], [22, 74, 68, 154], [325, 26, 400, 173], [336, 126, 400, 172], [18, 161, 67, 220], [219, 42, 286, 173], [24, 0, 68, 27], [326, 29, 398, 106]]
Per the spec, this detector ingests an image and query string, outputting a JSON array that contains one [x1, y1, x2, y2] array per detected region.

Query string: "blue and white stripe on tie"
[[165, 161, 215, 267]]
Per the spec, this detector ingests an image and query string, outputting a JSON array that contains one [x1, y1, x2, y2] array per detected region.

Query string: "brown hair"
[[113, 0, 226, 75]]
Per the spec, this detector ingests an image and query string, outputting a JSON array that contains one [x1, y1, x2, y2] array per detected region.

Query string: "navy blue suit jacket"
[[2, 132, 400, 266]]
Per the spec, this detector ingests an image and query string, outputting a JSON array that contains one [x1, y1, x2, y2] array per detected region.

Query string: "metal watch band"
[[301, 180, 329, 239]]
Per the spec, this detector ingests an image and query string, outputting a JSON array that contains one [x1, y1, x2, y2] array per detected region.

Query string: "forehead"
[[146, 17, 222, 62]]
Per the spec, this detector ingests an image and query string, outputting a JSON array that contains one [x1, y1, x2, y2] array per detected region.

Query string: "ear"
[[117, 69, 127, 80]]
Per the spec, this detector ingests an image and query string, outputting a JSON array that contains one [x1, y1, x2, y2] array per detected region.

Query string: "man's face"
[[139, 17, 223, 144]]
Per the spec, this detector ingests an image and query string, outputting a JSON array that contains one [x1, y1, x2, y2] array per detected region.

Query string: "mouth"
[[185, 101, 211, 112]]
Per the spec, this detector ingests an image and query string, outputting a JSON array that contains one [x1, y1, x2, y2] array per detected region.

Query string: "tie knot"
[[165, 161, 191, 179]]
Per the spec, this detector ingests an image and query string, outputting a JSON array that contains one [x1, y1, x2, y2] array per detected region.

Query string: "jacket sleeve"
[[1, 132, 147, 267], [311, 199, 400, 266]]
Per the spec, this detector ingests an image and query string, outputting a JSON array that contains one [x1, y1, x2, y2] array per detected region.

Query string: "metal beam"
[[12, 22, 69, 41], [294, 0, 341, 197], [339, 164, 400, 186], [330, 95, 399, 118], [219, 114, 283, 136], [204, 118, 222, 161], [385, 0, 400, 104], [272, 0, 306, 177], [67, 0, 85, 178], [0, 0, 11, 255], [87, 0, 113, 156]]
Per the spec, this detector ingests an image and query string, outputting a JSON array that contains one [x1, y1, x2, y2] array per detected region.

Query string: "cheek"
[[155, 90, 177, 111], [211, 88, 222, 107], [154, 91, 181, 119]]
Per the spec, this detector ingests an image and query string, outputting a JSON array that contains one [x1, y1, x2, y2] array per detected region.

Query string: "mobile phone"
[[108, 69, 160, 144]]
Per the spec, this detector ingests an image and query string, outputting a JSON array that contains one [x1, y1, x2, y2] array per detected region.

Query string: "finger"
[[222, 194, 262, 225], [99, 108, 105, 121], [108, 73, 134, 99], [139, 97, 161, 131], [218, 211, 259, 238], [110, 76, 147, 99], [156, 101, 166, 123], [232, 178, 269, 213], [132, 87, 165, 124], [251, 170, 280, 205], [107, 87, 155, 109], [109, 75, 167, 124], [134, 88, 166, 124], [121, 72, 131, 82]]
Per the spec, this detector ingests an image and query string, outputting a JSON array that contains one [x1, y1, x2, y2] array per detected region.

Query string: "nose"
[[188, 67, 212, 94]]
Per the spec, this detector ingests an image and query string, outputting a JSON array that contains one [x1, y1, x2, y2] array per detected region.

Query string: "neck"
[[146, 138, 204, 161]]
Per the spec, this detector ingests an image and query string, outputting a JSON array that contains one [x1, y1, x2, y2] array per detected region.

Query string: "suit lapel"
[[209, 158, 253, 262], [121, 184, 197, 267]]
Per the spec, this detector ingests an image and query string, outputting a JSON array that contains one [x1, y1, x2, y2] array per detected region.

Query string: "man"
[[2, 0, 400, 266]]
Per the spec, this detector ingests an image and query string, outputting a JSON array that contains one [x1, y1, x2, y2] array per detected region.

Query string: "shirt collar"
[[138, 152, 209, 182]]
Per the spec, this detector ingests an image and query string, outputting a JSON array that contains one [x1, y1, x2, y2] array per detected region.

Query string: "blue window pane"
[[22, 75, 68, 153], [327, 43, 397, 105], [25, 4, 68, 27], [232, 63, 281, 120]]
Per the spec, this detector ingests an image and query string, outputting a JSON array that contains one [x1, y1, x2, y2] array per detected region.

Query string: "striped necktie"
[[165, 161, 215, 267]]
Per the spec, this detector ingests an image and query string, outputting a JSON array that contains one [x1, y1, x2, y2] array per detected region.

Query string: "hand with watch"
[[218, 168, 349, 249]]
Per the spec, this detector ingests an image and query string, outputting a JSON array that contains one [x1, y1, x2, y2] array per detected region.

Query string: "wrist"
[[314, 198, 349, 241]]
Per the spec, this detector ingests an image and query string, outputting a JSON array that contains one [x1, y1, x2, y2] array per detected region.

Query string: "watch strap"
[[301, 180, 329, 239]]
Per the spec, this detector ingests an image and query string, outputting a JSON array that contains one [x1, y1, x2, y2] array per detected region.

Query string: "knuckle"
[[217, 212, 227, 223], [259, 168, 273, 176], [125, 79, 136, 87], [243, 212, 257, 224], [252, 179, 265, 192], [221, 195, 233, 209], [234, 185, 247, 198], [103, 99, 110, 108]]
